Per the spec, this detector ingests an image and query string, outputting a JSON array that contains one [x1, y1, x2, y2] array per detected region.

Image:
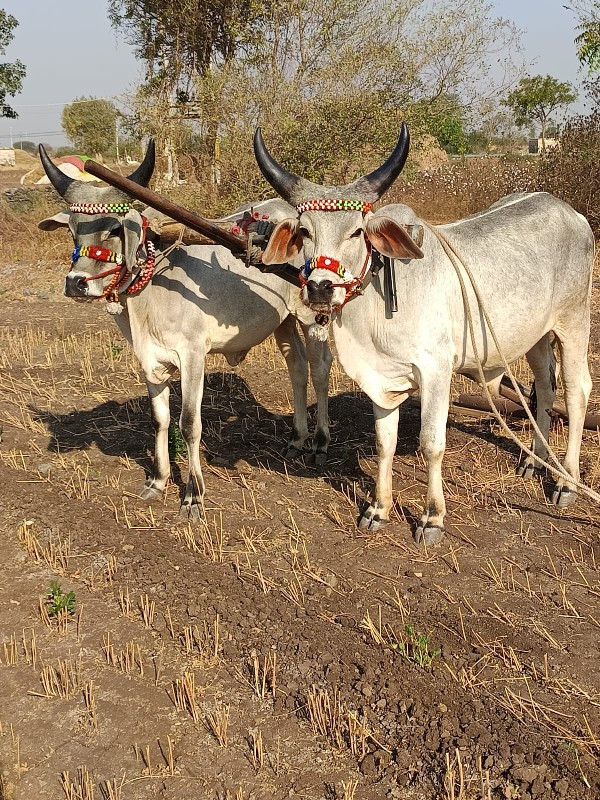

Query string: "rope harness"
[[68, 203, 156, 306], [299, 249, 371, 301], [296, 199, 375, 330]]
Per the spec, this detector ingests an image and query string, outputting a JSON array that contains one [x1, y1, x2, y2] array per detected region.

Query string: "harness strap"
[[70, 215, 155, 300], [299, 243, 372, 309]]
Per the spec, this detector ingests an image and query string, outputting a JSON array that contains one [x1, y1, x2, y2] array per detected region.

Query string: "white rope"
[[425, 222, 600, 505]]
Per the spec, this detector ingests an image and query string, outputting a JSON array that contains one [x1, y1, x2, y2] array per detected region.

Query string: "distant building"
[[528, 138, 559, 154], [0, 148, 15, 166]]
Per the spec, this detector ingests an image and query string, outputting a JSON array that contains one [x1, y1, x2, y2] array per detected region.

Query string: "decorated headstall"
[[68, 202, 156, 313], [296, 199, 374, 310]]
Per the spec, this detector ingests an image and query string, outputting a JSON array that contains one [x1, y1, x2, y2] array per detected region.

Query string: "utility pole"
[[115, 117, 120, 164]]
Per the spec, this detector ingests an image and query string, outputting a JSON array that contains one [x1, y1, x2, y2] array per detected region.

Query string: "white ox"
[[253, 124, 595, 545], [38, 142, 332, 519]]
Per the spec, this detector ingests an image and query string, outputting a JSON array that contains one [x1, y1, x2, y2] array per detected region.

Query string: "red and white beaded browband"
[[296, 199, 373, 214]]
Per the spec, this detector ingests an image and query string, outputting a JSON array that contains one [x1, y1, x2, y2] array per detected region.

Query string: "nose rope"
[[295, 198, 374, 310], [299, 246, 372, 307]]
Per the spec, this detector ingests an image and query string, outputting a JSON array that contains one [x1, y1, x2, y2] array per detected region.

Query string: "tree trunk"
[[162, 135, 179, 188], [540, 115, 546, 153]]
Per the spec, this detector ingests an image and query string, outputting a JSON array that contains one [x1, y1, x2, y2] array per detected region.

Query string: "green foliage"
[[47, 581, 76, 617], [61, 97, 119, 156], [0, 10, 25, 119], [394, 624, 441, 668], [168, 422, 186, 461], [428, 111, 469, 155], [409, 95, 471, 154], [465, 129, 490, 153], [502, 75, 577, 147], [574, 1, 600, 71], [109, 0, 265, 83], [118, 0, 522, 199]]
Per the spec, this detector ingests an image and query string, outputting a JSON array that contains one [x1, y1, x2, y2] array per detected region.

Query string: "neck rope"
[[69, 213, 155, 312], [299, 246, 371, 307]]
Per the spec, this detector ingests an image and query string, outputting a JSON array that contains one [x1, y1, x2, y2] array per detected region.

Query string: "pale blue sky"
[[0, 0, 591, 147]]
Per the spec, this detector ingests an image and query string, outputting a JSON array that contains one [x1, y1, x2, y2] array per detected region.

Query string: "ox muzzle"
[[65, 271, 89, 298]]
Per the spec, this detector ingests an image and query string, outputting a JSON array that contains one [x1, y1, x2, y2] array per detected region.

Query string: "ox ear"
[[261, 218, 303, 265], [38, 211, 70, 231], [366, 216, 425, 260]]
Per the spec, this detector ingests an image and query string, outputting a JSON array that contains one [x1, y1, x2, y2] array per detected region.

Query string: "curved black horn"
[[126, 139, 156, 186], [253, 128, 302, 202], [359, 123, 410, 198], [38, 144, 76, 198]]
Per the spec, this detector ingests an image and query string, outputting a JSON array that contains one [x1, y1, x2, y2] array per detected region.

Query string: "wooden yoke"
[[83, 159, 250, 256], [83, 159, 302, 287]]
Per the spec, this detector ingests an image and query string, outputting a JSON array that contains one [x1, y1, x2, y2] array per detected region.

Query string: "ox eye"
[[104, 224, 122, 238], [349, 228, 363, 238], [299, 226, 311, 238]]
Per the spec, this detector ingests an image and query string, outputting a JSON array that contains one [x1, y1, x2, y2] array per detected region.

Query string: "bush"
[[538, 110, 600, 236], [385, 156, 539, 223]]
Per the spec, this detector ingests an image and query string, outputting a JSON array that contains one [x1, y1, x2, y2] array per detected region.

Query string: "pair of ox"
[[38, 143, 333, 520], [40, 126, 595, 545]]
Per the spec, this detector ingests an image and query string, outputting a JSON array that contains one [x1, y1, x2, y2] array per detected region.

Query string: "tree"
[[502, 75, 577, 151], [110, 0, 267, 186], [567, 1, 600, 71], [61, 97, 119, 157], [116, 0, 522, 198], [413, 95, 471, 154], [108, 0, 263, 83], [12, 140, 36, 154], [0, 10, 25, 119]]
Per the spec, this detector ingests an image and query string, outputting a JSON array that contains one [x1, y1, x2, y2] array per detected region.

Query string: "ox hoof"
[[551, 485, 577, 508], [314, 452, 327, 469], [358, 508, 389, 532], [305, 451, 327, 470], [140, 483, 164, 500], [179, 501, 203, 521], [284, 444, 304, 461], [414, 524, 445, 547], [516, 461, 544, 480]]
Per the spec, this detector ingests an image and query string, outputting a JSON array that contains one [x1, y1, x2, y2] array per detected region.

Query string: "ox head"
[[254, 124, 424, 313], [38, 142, 155, 299]]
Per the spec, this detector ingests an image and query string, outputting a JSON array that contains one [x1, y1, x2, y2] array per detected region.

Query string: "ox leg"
[[179, 355, 206, 520], [517, 333, 557, 479], [358, 404, 399, 532], [141, 381, 171, 499], [274, 317, 309, 459], [414, 371, 452, 547], [302, 324, 333, 467], [551, 328, 592, 506]]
